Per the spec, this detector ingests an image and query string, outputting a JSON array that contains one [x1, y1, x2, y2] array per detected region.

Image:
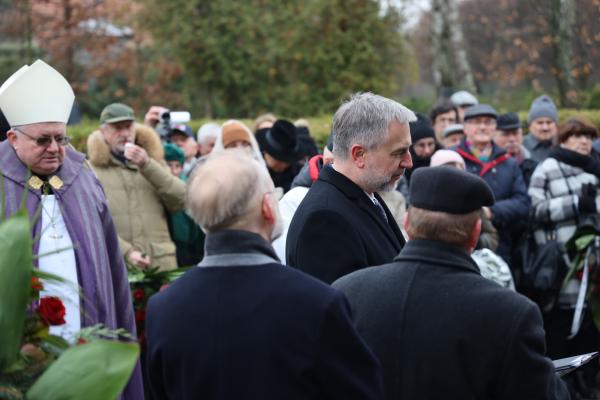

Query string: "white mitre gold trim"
[[0, 59, 74, 126]]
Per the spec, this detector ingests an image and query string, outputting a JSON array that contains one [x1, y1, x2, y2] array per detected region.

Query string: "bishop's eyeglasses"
[[13, 127, 70, 147]]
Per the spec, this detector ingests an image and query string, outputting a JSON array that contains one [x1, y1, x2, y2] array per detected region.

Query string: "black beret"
[[410, 167, 495, 214], [496, 112, 521, 131], [463, 104, 498, 121], [409, 113, 436, 143]]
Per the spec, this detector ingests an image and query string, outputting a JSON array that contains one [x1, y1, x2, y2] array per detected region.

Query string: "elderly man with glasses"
[[0, 60, 143, 399], [454, 104, 531, 266]]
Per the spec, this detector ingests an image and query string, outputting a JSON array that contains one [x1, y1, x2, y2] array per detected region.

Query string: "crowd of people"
[[1, 59, 600, 399]]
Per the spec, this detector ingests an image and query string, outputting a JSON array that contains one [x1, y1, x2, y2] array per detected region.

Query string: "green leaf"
[[0, 213, 33, 370], [26, 340, 139, 400], [32, 269, 67, 284], [574, 234, 596, 252], [40, 335, 70, 356]]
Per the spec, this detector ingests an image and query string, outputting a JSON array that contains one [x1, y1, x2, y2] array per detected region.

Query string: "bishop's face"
[[8, 122, 67, 176]]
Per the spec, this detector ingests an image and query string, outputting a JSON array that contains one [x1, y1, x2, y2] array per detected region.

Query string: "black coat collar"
[[395, 239, 480, 275], [319, 165, 405, 248], [204, 229, 279, 260]]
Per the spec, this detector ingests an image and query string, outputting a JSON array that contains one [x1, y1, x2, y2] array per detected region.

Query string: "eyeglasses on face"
[[14, 128, 70, 147]]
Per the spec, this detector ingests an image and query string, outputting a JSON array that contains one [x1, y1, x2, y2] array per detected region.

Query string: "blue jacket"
[[455, 140, 531, 263]]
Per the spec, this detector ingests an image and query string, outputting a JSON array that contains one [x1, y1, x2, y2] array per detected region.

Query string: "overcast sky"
[[384, 0, 430, 29]]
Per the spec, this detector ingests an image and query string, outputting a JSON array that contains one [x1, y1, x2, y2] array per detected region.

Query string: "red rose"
[[133, 289, 145, 301], [38, 296, 66, 326]]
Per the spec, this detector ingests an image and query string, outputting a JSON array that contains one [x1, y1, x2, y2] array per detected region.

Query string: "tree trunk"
[[430, 0, 476, 97], [63, 0, 75, 83], [446, 0, 476, 93], [548, 0, 576, 106], [17, 0, 33, 62]]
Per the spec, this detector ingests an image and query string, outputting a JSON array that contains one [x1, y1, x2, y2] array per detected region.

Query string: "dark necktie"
[[372, 197, 388, 224]]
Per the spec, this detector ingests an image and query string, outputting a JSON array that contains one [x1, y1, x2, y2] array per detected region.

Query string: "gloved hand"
[[579, 183, 597, 214]]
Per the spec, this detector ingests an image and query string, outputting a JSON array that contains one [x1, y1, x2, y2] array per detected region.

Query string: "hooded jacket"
[[87, 123, 185, 270]]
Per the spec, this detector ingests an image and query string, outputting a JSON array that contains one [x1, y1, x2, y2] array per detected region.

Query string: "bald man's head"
[[187, 150, 274, 233]]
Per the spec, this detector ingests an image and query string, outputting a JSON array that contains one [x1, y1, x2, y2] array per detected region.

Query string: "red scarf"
[[456, 147, 511, 177]]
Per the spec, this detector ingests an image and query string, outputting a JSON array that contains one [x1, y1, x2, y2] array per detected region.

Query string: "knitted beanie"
[[528, 95, 558, 124], [409, 113, 436, 144], [163, 142, 185, 164]]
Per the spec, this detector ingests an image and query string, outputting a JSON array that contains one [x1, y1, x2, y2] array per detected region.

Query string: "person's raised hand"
[[124, 143, 150, 168], [128, 250, 151, 269], [144, 106, 167, 128]]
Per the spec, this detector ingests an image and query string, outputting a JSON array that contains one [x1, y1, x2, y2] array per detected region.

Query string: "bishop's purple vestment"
[[0, 140, 144, 400]]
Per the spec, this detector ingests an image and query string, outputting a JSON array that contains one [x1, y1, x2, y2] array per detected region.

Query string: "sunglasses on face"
[[14, 128, 70, 147]]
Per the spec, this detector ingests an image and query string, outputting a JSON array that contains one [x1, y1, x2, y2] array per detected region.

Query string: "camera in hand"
[[155, 110, 191, 142]]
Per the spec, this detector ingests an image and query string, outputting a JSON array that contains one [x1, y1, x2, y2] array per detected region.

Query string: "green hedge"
[[518, 109, 600, 131], [67, 110, 600, 154], [67, 116, 334, 154]]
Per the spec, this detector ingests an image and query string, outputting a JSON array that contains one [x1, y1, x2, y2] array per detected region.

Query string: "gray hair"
[[197, 122, 221, 144], [187, 149, 272, 232], [406, 206, 480, 248], [332, 92, 416, 160]]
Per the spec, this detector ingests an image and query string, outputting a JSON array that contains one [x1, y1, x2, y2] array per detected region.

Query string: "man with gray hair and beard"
[[145, 150, 384, 400], [286, 92, 415, 283]]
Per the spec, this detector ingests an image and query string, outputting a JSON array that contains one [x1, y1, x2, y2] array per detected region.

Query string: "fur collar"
[[87, 123, 164, 167]]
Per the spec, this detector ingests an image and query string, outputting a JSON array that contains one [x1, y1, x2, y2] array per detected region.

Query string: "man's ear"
[[261, 193, 276, 225], [403, 212, 410, 237], [468, 218, 482, 251], [7, 129, 17, 147], [350, 144, 367, 168]]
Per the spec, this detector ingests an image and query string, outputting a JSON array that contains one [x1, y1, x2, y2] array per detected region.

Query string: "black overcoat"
[[333, 239, 569, 400], [286, 165, 405, 283], [146, 231, 384, 400]]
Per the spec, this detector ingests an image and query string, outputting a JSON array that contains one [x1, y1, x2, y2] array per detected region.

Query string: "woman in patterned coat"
[[528, 117, 600, 398], [529, 118, 600, 245]]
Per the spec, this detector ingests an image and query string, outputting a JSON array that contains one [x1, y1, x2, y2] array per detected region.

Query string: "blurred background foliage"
[[1, 0, 599, 125]]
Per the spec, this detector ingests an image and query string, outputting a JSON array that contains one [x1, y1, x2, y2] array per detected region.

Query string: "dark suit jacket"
[[286, 165, 406, 283], [333, 239, 568, 400], [145, 239, 383, 400]]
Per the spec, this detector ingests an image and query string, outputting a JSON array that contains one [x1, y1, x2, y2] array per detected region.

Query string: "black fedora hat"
[[258, 119, 303, 163]]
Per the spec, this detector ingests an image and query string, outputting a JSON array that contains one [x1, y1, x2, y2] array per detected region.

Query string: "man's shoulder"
[[523, 133, 539, 149], [333, 262, 409, 295], [445, 267, 536, 317], [298, 171, 361, 213], [153, 263, 340, 307]]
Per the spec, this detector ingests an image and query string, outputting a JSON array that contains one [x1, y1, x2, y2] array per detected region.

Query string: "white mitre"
[[0, 59, 74, 126]]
